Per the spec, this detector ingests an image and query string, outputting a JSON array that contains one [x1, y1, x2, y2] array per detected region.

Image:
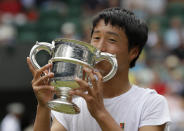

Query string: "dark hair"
[[91, 7, 148, 68]]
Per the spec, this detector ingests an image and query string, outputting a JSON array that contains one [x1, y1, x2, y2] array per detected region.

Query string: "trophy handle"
[[95, 51, 118, 82], [29, 41, 55, 69]]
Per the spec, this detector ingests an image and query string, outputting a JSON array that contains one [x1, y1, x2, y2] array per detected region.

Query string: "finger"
[[50, 63, 53, 71], [70, 90, 95, 104], [43, 68, 52, 84], [33, 73, 54, 86], [82, 69, 85, 80], [43, 70, 49, 75], [34, 63, 53, 79], [44, 63, 53, 74], [33, 85, 55, 92], [82, 65, 90, 81], [69, 89, 89, 100], [72, 86, 88, 92], [83, 67, 98, 90], [27, 57, 36, 76], [94, 71, 103, 92], [75, 77, 93, 95]]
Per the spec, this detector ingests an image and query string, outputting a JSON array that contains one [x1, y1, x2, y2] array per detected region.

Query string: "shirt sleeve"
[[51, 110, 70, 130], [139, 92, 171, 128]]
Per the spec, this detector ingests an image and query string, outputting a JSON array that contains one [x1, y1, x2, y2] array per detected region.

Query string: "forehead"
[[93, 19, 127, 39], [93, 19, 124, 34]]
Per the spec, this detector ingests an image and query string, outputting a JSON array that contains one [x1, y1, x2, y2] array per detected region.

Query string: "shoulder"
[[134, 85, 171, 127], [132, 85, 168, 111], [132, 85, 165, 100], [132, 85, 155, 93]]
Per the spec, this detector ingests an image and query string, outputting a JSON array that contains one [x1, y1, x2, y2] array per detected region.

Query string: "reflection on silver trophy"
[[29, 38, 118, 114]]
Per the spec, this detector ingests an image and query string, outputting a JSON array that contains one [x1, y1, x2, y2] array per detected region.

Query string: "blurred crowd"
[[0, 0, 184, 131]]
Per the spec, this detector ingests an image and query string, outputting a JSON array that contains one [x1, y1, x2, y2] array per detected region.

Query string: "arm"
[[97, 116, 166, 131], [70, 67, 123, 131], [70, 67, 169, 131], [139, 124, 166, 131], [27, 57, 66, 131], [51, 117, 67, 131], [34, 105, 51, 131], [139, 92, 170, 131], [34, 105, 66, 131]]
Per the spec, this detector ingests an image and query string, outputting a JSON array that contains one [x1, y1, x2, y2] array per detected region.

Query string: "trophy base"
[[47, 99, 80, 114]]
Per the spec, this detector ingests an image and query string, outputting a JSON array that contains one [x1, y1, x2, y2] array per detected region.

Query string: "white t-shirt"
[[52, 85, 171, 131], [0, 114, 21, 131]]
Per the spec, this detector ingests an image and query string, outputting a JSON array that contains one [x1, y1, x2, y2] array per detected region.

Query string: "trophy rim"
[[53, 38, 98, 53]]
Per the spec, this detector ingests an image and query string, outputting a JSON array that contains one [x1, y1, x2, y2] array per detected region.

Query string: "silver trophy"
[[29, 38, 118, 114]]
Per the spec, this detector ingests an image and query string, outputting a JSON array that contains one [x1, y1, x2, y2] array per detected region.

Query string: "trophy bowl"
[[29, 38, 118, 114]]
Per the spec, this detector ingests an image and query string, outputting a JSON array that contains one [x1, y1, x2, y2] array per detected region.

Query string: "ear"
[[129, 47, 139, 62]]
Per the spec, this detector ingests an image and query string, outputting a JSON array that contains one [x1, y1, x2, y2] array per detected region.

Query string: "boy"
[[27, 7, 170, 131]]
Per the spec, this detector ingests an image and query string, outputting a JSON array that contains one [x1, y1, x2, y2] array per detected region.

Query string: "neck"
[[103, 69, 131, 98]]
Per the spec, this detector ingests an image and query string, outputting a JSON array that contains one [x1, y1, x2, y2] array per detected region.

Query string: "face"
[[91, 20, 138, 76]]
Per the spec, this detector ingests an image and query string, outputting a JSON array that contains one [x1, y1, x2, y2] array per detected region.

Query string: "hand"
[[70, 67, 107, 119], [27, 57, 55, 107]]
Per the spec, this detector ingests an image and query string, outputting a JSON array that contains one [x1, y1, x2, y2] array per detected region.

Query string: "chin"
[[94, 60, 112, 76]]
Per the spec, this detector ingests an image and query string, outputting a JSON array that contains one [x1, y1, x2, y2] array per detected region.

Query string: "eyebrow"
[[93, 30, 120, 38]]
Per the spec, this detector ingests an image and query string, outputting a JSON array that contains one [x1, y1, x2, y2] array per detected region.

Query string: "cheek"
[[91, 42, 97, 47], [116, 50, 129, 64], [90, 41, 99, 49], [105, 44, 119, 54], [116, 54, 130, 71]]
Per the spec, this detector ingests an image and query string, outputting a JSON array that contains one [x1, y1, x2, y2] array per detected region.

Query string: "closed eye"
[[93, 37, 100, 40], [109, 39, 117, 42]]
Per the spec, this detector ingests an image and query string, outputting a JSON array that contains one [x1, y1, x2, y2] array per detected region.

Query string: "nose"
[[95, 39, 106, 52]]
